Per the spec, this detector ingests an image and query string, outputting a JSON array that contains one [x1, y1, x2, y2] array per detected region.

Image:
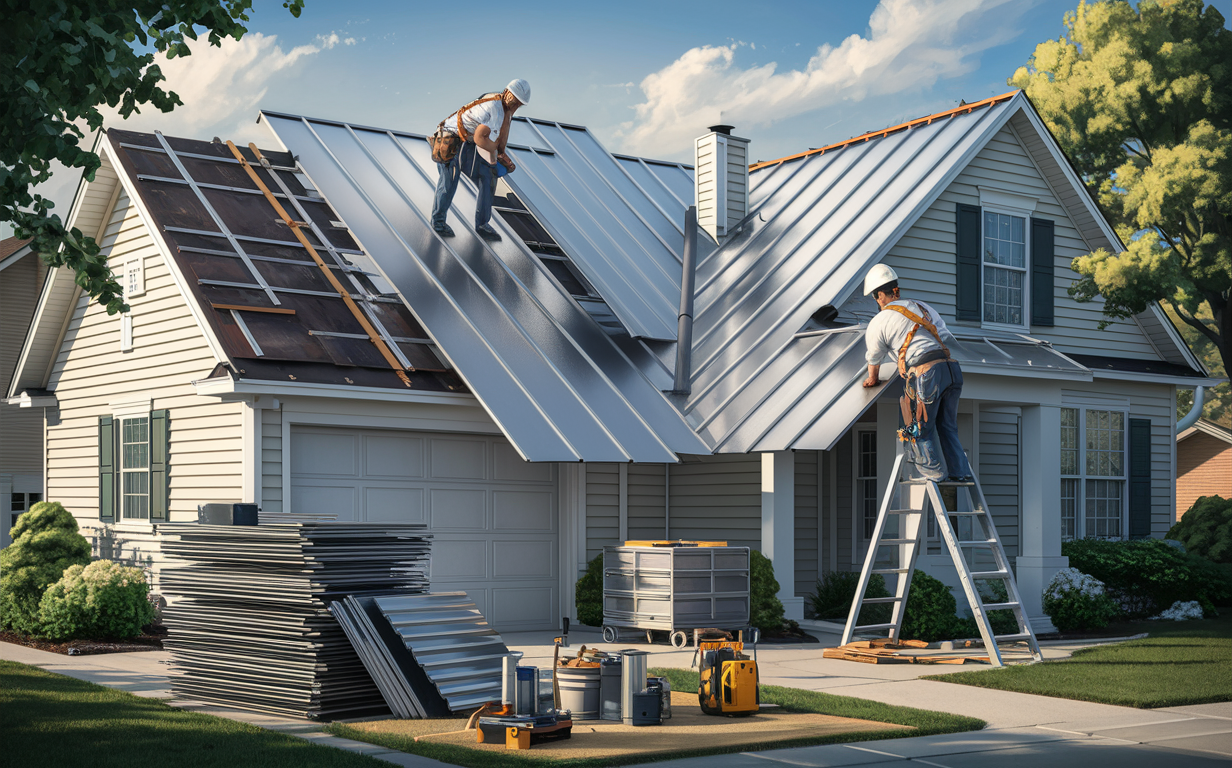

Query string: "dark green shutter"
[[99, 416, 115, 522], [956, 203, 982, 321], [150, 410, 170, 521], [1128, 418, 1152, 539], [1030, 218, 1055, 327]]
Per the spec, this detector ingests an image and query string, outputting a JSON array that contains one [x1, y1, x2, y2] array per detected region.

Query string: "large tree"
[[1, 0, 303, 315], [1010, 0, 1231, 419]]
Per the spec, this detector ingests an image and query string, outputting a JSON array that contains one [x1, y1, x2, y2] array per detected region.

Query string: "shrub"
[[37, 560, 155, 641], [1063, 537, 1232, 617], [575, 554, 604, 627], [1041, 567, 1121, 632], [750, 550, 785, 633], [900, 571, 961, 642], [809, 571, 890, 625], [1169, 496, 1232, 564], [0, 502, 91, 634]]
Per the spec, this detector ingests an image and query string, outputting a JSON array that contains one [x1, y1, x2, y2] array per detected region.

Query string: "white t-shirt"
[[864, 299, 954, 367], [444, 95, 505, 142]]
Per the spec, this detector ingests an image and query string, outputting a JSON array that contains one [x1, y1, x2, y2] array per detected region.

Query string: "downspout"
[[672, 206, 699, 395], [1176, 386, 1205, 432]]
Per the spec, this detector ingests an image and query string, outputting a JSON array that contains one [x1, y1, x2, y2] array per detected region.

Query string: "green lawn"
[[0, 661, 382, 768], [927, 614, 1232, 708], [326, 667, 984, 768]]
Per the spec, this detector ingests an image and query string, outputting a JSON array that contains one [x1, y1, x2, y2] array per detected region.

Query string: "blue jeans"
[[906, 361, 973, 481], [431, 142, 497, 229]]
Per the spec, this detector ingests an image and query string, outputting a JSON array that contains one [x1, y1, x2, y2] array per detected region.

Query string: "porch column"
[[1017, 404, 1067, 629], [761, 451, 803, 621]]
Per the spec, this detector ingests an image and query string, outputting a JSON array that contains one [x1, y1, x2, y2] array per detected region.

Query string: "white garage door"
[[289, 426, 559, 631]]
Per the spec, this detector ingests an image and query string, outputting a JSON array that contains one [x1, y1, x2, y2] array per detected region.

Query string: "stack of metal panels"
[[331, 592, 510, 718], [159, 522, 431, 719]]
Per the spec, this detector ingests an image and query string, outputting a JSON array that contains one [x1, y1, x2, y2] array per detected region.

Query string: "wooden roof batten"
[[749, 91, 1021, 172]]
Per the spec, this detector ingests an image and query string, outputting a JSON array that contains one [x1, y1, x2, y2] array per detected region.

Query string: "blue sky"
[[24, 0, 1160, 222]]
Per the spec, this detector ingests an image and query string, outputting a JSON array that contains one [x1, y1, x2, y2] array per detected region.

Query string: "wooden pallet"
[[822, 640, 990, 665]]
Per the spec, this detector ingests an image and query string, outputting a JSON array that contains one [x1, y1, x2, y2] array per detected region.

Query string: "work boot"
[[433, 223, 455, 237], [475, 223, 502, 241]]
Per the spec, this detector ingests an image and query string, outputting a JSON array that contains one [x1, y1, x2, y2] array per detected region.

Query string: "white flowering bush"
[[1151, 600, 1204, 621], [36, 560, 154, 641], [1042, 567, 1121, 632]]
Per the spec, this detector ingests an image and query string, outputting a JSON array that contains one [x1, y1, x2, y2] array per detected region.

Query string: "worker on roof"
[[861, 264, 973, 483], [428, 79, 531, 241]]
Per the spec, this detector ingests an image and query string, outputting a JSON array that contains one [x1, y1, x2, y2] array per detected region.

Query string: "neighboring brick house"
[[1176, 419, 1232, 519]]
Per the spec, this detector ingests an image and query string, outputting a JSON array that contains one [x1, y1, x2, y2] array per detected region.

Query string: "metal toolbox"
[[601, 542, 750, 647]]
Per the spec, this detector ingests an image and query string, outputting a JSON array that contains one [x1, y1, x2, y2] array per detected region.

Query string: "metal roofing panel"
[[261, 112, 709, 462], [685, 96, 1024, 453]]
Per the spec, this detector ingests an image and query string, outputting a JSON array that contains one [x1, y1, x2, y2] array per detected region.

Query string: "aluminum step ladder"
[[840, 453, 1042, 666]]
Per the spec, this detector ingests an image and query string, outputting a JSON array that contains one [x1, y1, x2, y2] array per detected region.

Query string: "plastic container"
[[631, 691, 661, 726], [556, 666, 601, 720], [599, 658, 622, 721], [646, 675, 671, 720]]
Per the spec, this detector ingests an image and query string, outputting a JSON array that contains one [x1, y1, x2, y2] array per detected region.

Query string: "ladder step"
[[861, 597, 903, 604], [942, 509, 987, 515], [870, 568, 910, 575], [958, 539, 998, 546], [937, 481, 976, 486], [877, 538, 918, 545], [886, 508, 923, 515], [853, 623, 898, 631], [981, 602, 1019, 611], [970, 570, 1009, 579], [993, 633, 1033, 641]]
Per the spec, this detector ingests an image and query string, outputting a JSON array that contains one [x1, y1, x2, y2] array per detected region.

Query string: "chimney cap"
[[708, 124, 735, 135]]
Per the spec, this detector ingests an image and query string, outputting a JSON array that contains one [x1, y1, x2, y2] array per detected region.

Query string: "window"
[[10, 492, 43, 534], [124, 258, 145, 296], [1060, 407, 1126, 540], [983, 211, 1027, 327], [121, 417, 150, 520], [856, 430, 878, 538]]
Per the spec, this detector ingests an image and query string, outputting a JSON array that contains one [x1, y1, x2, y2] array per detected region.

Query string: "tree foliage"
[[0, 502, 91, 634], [1, 0, 304, 315], [1168, 495, 1232, 564], [1010, 0, 1232, 376]]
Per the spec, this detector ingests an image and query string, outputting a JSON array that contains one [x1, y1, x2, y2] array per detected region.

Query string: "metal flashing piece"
[[159, 521, 432, 719]]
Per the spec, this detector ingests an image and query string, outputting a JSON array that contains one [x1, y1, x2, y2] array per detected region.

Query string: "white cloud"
[[617, 0, 1022, 155], [316, 31, 358, 49], [98, 32, 321, 145]]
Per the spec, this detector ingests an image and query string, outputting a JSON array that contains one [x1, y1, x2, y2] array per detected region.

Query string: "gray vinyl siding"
[[835, 432, 853, 570], [45, 190, 242, 546], [883, 123, 1158, 360], [667, 454, 761, 549], [260, 407, 283, 513], [979, 407, 1021, 560], [585, 462, 620, 560], [626, 463, 666, 541], [1, 252, 46, 476], [794, 450, 819, 598]]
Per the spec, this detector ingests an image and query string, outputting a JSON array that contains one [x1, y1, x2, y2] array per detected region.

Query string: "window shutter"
[[1030, 218, 1055, 327], [150, 410, 170, 521], [955, 203, 982, 321], [1128, 418, 1152, 539], [99, 416, 115, 522]]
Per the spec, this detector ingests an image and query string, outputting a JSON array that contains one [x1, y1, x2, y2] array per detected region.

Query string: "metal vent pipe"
[[672, 206, 699, 395]]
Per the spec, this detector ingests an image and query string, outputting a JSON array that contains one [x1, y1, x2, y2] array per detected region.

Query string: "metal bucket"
[[600, 658, 622, 721], [556, 666, 601, 720], [620, 650, 649, 725]]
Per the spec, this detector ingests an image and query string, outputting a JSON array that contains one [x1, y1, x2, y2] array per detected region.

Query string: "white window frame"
[[124, 257, 145, 297], [852, 426, 879, 542], [111, 399, 152, 524], [980, 204, 1032, 332], [1060, 405, 1129, 541]]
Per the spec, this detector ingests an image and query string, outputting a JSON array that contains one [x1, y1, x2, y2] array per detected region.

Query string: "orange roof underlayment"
[[749, 90, 1020, 172]]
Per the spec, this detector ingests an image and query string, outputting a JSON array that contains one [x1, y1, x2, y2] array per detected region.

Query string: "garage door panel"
[[292, 431, 358, 476], [432, 538, 489, 579], [291, 483, 357, 519], [492, 490, 554, 531], [429, 488, 487, 529], [430, 438, 486, 479], [364, 434, 425, 478], [493, 540, 555, 579], [494, 443, 553, 482], [492, 586, 556, 628], [364, 487, 424, 523]]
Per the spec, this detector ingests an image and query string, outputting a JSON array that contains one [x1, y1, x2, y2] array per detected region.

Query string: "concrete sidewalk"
[[4, 629, 1229, 767]]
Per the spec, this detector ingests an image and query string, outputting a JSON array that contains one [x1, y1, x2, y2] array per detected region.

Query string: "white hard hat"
[[506, 79, 531, 105], [863, 263, 899, 296]]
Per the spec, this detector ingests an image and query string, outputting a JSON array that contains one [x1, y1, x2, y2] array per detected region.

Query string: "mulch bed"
[[0, 627, 165, 656]]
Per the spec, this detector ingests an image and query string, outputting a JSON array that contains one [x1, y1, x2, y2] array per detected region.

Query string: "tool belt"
[[429, 94, 501, 164], [882, 304, 954, 445]]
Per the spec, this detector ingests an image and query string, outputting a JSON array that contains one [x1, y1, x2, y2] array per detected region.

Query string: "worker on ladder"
[[428, 79, 531, 240], [860, 264, 974, 483]]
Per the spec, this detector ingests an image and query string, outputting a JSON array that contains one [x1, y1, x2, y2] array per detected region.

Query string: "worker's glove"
[[498, 153, 516, 174]]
